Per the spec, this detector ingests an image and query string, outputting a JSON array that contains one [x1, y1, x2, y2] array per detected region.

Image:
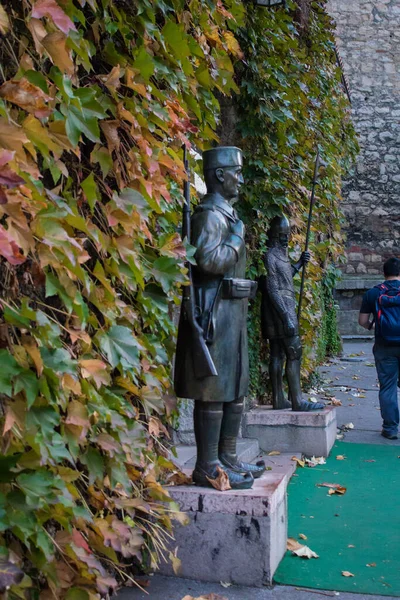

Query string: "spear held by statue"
[[297, 149, 325, 321]]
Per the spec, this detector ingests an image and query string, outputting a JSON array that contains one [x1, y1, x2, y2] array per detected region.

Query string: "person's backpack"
[[375, 283, 400, 343]]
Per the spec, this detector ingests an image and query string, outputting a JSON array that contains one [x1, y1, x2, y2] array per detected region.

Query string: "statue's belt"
[[221, 278, 257, 300]]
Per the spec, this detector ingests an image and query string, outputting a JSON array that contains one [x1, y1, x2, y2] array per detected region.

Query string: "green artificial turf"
[[274, 442, 400, 596]]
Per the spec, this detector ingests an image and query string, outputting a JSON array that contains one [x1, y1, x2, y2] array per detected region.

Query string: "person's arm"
[[358, 289, 375, 330], [359, 312, 374, 330]]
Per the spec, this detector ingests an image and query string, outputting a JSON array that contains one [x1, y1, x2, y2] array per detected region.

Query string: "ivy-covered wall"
[[0, 0, 356, 597], [232, 0, 358, 397]]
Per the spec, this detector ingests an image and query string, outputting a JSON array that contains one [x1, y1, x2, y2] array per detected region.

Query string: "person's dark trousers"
[[373, 343, 400, 436]]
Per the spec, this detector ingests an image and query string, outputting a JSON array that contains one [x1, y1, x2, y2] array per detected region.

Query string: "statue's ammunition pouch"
[[222, 278, 258, 300]]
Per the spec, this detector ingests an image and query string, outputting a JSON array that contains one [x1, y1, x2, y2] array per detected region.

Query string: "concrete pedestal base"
[[159, 454, 297, 587], [243, 406, 337, 458]]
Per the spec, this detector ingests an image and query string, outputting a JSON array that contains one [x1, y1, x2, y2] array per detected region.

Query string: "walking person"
[[359, 257, 400, 440]]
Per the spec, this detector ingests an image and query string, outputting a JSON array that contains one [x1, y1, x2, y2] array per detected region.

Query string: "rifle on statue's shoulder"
[[182, 146, 218, 379]]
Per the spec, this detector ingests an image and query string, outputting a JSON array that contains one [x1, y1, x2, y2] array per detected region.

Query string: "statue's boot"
[[192, 401, 254, 490], [287, 358, 325, 411], [219, 399, 266, 480]]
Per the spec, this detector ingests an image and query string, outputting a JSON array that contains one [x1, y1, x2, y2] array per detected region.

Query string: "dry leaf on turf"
[[165, 470, 192, 486], [367, 563, 376, 567], [299, 533, 307, 540], [348, 544, 355, 548], [292, 456, 305, 467], [317, 483, 347, 495], [287, 538, 319, 559], [305, 456, 326, 467], [336, 455, 346, 460], [206, 466, 231, 491], [342, 571, 354, 577], [268, 450, 281, 456]]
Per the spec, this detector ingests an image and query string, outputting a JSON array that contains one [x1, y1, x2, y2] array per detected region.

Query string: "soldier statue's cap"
[[202, 146, 243, 171]]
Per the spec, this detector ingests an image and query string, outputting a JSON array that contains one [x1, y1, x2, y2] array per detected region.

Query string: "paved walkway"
[[118, 340, 398, 600]]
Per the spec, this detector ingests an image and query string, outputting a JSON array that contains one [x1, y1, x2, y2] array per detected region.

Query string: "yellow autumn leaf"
[[42, 31, 74, 75], [0, 4, 10, 34]]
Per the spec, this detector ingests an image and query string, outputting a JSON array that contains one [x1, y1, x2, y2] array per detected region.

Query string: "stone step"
[[172, 437, 260, 470], [243, 406, 337, 458], [160, 452, 300, 587]]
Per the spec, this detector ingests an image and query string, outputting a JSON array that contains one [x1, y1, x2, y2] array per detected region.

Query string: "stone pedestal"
[[159, 454, 297, 587], [243, 406, 337, 458]]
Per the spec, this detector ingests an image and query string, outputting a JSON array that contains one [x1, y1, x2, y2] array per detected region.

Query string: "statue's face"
[[216, 166, 243, 200], [279, 232, 289, 248]]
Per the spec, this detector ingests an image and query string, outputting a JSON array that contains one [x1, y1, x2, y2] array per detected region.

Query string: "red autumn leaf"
[[0, 224, 25, 265], [31, 0, 76, 34], [72, 528, 91, 554], [0, 167, 25, 188], [0, 79, 53, 118]]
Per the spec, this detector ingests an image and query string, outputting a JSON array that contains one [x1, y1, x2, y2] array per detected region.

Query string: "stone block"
[[243, 406, 337, 458], [159, 454, 297, 586]]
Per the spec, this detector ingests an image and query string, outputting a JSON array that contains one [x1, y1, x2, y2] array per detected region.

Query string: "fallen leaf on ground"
[[364, 362, 375, 367], [348, 403, 355, 406], [206, 466, 231, 491], [352, 393, 365, 398], [268, 450, 281, 456], [329, 398, 342, 406], [317, 483, 347, 495], [292, 456, 305, 467], [299, 533, 307, 540], [169, 549, 181, 575], [367, 563, 376, 567], [328, 487, 347, 495], [287, 538, 319, 558], [220, 582, 232, 588], [364, 460, 376, 463], [352, 375, 360, 380], [342, 423, 354, 431], [342, 571, 354, 577], [166, 470, 192, 486], [336, 455, 346, 460], [305, 456, 326, 467], [348, 544, 355, 548], [336, 434, 344, 440]]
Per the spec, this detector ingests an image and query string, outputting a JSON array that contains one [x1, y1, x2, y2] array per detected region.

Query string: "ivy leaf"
[[0, 560, 24, 593], [41, 348, 77, 375], [81, 448, 104, 485], [98, 326, 141, 370], [151, 257, 183, 293], [31, 0, 76, 34], [14, 369, 40, 409], [0, 351, 21, 396], [64, 105, 101, 146], [81, 172, 98, 211]]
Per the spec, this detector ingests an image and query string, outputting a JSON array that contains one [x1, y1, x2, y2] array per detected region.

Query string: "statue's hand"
[[231, 220, 244, 239], [300, 251, 311, 265], [284, 319, 296, 337]]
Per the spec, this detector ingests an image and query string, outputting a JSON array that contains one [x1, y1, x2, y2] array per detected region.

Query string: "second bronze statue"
[[260, 215, 324, 412], [174, 146, 265, 490]]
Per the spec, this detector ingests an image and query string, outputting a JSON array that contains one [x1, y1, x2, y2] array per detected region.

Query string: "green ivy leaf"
[[98, 326, 141, 370]]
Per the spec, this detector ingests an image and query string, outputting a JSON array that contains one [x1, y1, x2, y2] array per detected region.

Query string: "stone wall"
[[328, 0, 400, 276]]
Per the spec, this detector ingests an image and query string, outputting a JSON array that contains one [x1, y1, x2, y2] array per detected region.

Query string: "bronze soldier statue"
[[260, 215, 324, 411], [174, 146, 265, 490]]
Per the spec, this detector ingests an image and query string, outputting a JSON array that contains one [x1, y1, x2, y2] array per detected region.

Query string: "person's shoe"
[[192, 462, 254, 490], [381, 430, 398, 440], [219, 454, 267, 479]]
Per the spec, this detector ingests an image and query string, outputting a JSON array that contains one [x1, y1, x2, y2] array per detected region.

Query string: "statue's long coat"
[[174, 193, 249, 403]]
